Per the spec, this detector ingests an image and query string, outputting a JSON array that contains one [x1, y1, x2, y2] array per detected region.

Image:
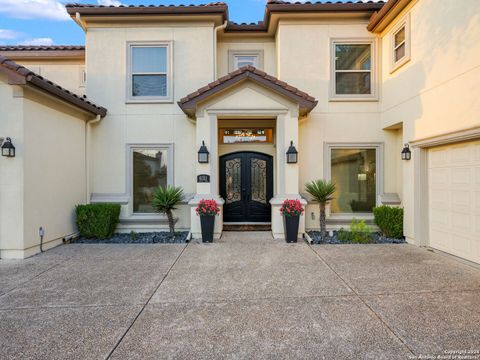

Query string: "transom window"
[[130, 145, 173, 214], [219, 128, 273, 144], [325, 144, 383, 214], [128, 43, 172, 101], [331, 40, 376, 100]]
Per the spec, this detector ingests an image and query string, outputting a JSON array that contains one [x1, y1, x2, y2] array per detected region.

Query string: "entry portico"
[[178, 66, 317, 240]]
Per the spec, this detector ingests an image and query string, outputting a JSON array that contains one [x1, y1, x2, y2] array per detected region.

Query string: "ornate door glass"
[[225, 158, 242, 204], [250, 158, 267, 204]]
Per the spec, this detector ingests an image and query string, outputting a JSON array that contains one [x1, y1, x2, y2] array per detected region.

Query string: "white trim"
[[126, 143, 174, 216], [323, 142, 384, 215], [410, 126, 480, 148], [228, 50, 264, 72], [329, 38, 378, 101], [390, 14, 411, 73], [126, 41, 173, 103]]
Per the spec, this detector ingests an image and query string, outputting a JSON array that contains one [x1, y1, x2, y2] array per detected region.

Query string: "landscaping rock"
[[308, 231, 405, 245], [73, 231, 189, 244]]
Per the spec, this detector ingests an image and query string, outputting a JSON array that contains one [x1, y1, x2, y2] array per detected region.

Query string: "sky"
[[0, 0, 380, 46]]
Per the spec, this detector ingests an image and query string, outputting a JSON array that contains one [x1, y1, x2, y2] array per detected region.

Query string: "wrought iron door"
[[220, 152, 273, 222]]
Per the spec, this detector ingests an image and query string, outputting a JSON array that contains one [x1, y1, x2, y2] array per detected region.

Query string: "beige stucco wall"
[[379, 0, 480, 244], [10, 60, 85, 95], [86, 24, 215, 229]]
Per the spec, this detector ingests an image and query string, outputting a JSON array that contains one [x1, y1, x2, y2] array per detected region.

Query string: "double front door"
[[220, 152, 273, 223]]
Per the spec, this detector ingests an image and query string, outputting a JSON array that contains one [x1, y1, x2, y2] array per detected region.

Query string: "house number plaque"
[[197, 174, 210, 183]]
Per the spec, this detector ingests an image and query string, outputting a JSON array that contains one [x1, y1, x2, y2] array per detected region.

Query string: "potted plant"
[[305, 179, 336, 242], [280, 199, 304, 243], [152, 185, 184, 237], [196, 199, 220, 243]]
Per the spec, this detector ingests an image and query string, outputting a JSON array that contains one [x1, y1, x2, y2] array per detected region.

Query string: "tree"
[[152, 186, 184, 236], [305, 180, 336, 241]]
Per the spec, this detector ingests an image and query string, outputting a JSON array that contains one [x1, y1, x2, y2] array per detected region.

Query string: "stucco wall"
[[0, 73, 25, 257], [86, 24, 215, 229], [379, 0, 480, 243]]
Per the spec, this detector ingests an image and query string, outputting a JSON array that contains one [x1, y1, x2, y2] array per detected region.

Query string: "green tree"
[[152, 186, 184, 236], [305, 180, 336, 241]]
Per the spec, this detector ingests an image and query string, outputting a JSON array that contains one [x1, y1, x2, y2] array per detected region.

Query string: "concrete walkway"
[[1, 232, 479, 359]]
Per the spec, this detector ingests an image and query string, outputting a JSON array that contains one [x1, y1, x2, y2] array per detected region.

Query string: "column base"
[[270, 195, 307, 239], [189, 194, 225, 240]]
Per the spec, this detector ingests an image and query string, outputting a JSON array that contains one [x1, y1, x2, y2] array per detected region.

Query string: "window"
[[229, 50, 264, 71], [325, 144, 383, 214], [130, 145, 173, 213], [331, 40, 376, 100], [79, 67, 86, 88], [391, 15, 411, 71], [128, 42, 172, 101], [219, 128, 273, 144]]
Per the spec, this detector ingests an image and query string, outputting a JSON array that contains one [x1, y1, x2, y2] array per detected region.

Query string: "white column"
[[189, 111, 224, 240], [270, 111, 306, 239]]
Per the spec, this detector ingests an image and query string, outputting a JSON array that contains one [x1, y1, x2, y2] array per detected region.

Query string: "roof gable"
[[178, 65, 317, 117]]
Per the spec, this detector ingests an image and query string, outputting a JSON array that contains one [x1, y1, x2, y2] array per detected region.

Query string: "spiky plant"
[[152, 185, 184, 236], [305, 180, 336, 241]]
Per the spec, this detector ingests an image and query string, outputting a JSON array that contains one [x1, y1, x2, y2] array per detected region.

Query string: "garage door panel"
[[428, 140, 480, 264]]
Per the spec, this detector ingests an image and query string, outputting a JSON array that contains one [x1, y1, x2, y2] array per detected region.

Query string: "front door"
[[220, 152, 273, 223]]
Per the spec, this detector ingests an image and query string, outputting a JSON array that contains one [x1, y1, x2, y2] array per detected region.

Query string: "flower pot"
[[283, 215, 300, 243], [200, 215, 215, 243]]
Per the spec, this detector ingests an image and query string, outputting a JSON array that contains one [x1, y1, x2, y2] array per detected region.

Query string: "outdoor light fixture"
[[1, 137, 15, 157], [198, 141, 209, 164], [286, 141, 298, 164], [401, 143, 411, 161]]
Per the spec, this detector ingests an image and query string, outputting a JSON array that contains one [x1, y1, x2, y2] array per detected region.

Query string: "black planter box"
[[283, 215, 300, 243], [200, 215, 215, 243]]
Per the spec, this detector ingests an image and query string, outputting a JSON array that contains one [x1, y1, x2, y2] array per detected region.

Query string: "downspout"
[[213, 21, 228, 80], [75, 12, 87, 32], [85, 115, 101, 204]]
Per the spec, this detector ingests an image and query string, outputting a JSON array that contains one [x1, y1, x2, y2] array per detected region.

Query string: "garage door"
[[428, 140, 480, 264]]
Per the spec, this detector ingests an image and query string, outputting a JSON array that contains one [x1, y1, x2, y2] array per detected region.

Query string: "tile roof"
[[0, 45, 85, 51], [0, 55, 106, 117], [178, 65, 318, 117]]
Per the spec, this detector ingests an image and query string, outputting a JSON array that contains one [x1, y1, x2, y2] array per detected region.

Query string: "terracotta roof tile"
[[178, 65, 317, 117], [0, 55, 106, 117], [0, 45, 85, 51]]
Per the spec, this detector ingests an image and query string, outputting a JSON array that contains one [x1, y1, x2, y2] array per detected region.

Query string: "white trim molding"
[[323, 142, 384, 216], [126, 41, 174, 103], [329, 38, 378, 102], [410, 126, 480, 148]]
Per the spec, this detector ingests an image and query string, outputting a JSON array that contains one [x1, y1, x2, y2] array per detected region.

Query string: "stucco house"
[[0, 0, 479, 264]]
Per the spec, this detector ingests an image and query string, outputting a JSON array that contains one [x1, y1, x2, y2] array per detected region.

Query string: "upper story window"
[[127, 42, 172, 102], [229, 50, 264, 71], [331, 39, 377, 101], [391, 15, 411, 72]]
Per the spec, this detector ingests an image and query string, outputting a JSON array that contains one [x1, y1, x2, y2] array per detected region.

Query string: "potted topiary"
[[196, 199, 220, 243], [280, 199, 304, 243]]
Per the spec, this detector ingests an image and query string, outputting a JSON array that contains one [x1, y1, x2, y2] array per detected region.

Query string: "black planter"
[[200, 215, 215, 243], [283, 215, 300, 243]]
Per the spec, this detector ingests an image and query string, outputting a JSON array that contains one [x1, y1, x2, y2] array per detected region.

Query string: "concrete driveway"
[[1, 232, 479, 360]]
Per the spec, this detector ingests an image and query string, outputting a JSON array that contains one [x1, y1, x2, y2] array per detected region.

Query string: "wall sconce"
[[286, 141, 298, 164], [198, 141, 209, 164], [1, 137, 15, 157], [401, 143, 411, 161]]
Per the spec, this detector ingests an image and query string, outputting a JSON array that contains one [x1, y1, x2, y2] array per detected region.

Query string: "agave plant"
[[305, 179, 336, 241], [152, 185, 184, 236]]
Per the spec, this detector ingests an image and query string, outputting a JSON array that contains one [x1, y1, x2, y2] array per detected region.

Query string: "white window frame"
[[330, 38, 378, 101], [127, 143, 174, 216], [228, 50, 264, 72], [126, 41, 173, 103], [323, 142, 384, 217], [390, 14, 411, 73]]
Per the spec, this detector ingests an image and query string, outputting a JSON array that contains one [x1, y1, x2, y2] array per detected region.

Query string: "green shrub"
[[75, 203, 121, 239], [373, 206, 404, 239], [337, 219, 372, 244]]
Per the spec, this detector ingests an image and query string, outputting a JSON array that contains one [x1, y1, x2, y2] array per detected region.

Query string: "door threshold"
[[224, 222, 271, 225], [223, 223, 272, 231]]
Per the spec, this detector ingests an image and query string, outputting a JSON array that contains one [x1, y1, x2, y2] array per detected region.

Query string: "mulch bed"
[[72, 231, 189, 244], [308, 231, 406, 245]]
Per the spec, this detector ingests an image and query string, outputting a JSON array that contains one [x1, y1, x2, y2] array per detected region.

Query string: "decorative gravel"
[[73, 231, 189, 244], [308, 231, 406, 245]]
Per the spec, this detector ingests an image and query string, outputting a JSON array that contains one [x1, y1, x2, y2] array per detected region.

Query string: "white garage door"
[[428, 140, 480, 264]]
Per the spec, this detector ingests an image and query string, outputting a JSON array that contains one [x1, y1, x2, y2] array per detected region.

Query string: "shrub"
[[373, 206, 404, 239], [152, 185, 184, 236], [75, 203, 121, 239], [305, 179, 336, 241], [337, 219, 372, 244]]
